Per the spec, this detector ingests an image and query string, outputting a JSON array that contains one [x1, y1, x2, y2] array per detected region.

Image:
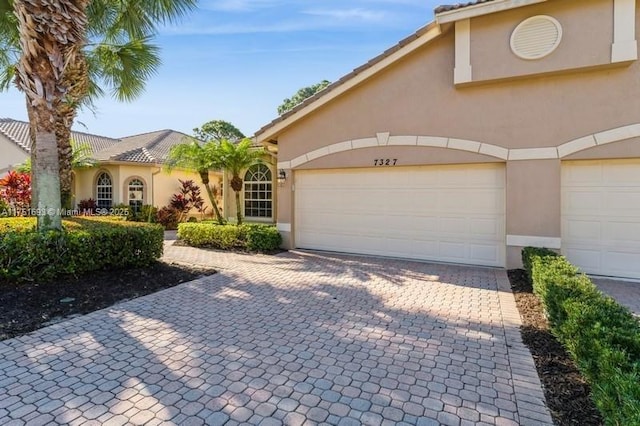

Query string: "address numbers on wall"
[[373, 159, 398, 166]]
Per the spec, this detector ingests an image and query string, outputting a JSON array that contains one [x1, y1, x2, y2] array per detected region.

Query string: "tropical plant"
[[0, 170, 31, 215], [165, 139, 225, 224], [77, 198, 97, 214], [0, 0, 197, 210], [277, 80, 331, 115], [169, 179, 206, 223], [218, 138, 264, 225], [193, 120, 245, 143]]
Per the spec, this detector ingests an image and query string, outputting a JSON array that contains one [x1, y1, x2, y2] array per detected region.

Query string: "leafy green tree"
[[218, 139, 264, 225], [0, 0, 197, 213], [277, 80, 331, 115], [165, 139, 225, 225], [194, 120, 245, 143]]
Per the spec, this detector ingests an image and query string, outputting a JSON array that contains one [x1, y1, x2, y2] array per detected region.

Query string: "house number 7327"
[[374, 159, 397, 166]]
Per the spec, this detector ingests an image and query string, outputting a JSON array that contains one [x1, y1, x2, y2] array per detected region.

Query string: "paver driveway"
[[0, 247, 552, 425]]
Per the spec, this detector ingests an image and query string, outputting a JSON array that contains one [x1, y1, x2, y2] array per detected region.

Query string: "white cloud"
[[303, 8, 386, 22], [200, 0, 281, 12]]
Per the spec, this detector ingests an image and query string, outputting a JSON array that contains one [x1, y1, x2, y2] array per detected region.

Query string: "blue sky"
[[0, 0, 443, 138]]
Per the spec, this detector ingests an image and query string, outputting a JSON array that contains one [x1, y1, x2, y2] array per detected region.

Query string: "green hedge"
[[178, 223, 282, 253], [522, 247, 640, 425], [0, 217, 164, 283]]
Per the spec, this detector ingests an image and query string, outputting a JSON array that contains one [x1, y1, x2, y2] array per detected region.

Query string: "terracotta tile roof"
[[96, 129, 193, 163], [0, 118, 120, 154], [434, 0, 497, 14], [0, 118, 193, 165]]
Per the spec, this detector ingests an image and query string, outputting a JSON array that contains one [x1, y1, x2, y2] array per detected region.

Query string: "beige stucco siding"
[[74, 166, 221, 217], [268, 0, 640, 270], [276, 4, 640, 162], [0, 137, 28, 173], [470, 0, 613, 83]]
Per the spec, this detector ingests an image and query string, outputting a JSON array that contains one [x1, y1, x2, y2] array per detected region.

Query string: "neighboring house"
[[0, 119, 223, 215], [256, 0, 640, 279]]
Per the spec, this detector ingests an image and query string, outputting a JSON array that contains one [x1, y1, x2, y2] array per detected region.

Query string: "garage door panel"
[[562, 160, 640, 279], [295, 165, 505, 267], [604, 221, 640, 243]]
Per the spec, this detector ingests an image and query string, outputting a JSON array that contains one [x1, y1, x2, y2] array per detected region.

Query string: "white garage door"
[[562, 160, 640, 279], [294, 164, 505, 267]]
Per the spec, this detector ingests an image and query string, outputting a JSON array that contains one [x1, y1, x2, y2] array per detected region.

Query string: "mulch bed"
[[0, 262, 216, 342], [508, 269, 603, 426]]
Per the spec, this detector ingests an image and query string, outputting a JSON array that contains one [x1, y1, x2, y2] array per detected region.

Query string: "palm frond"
[[90, 36, 161, 102]]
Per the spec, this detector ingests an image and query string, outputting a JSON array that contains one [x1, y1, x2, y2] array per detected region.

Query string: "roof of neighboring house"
[[96, 130, 192, 163], [434, 0, 496, 14], [0, 118, 193, 166], [0, 118, 120, 154]]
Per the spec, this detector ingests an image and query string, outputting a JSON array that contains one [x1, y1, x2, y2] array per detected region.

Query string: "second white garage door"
[[294, 164, 506, 267], [562, 159, 640, 279]]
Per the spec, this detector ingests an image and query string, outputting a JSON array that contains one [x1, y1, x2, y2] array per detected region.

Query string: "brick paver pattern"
[[0, 243, 553, 425]]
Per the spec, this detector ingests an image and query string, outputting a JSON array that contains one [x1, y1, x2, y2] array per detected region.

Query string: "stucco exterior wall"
[[74, 165, 222, 219], [0, 137, 28, 173], [470, 0, 613, 82], [267, 0, 640, 268]]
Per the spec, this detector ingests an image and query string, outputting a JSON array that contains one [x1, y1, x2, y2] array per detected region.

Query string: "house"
[[0, 119, 224, 215], [256, 0, 640, 280]]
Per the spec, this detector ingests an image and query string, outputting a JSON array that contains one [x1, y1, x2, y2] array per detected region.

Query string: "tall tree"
[[218, 138, 264, 225], [165, 139, 225, 225], [193, 120, 245, 143], [12, 0, 90, 230], [277, 80, 331, 115], [1, 0, 197, 209]]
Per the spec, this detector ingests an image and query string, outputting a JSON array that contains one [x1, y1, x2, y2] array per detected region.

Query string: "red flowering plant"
[[0, 171, 32, 216]]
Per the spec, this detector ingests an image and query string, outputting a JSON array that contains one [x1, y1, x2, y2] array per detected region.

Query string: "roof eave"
[[255, 21, 443, 144], [435, 0, 547, 24]]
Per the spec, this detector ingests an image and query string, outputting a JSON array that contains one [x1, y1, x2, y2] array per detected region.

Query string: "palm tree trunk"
[[55, 111, 74, 210], [32, 109, 62, 231], [56, 54, 88, 210], [25, 96, 38, 209], [199, 171, 224, 224], [230, 174, 244, 225], [235, 190, 243, 225], [12, 0, 90, 231]]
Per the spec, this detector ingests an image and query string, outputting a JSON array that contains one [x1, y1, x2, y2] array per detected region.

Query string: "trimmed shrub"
[[178, 223, 281, 253], [522, 247, 640, 425], [243, 224, 282, 252], [0, 217, 163, 283]]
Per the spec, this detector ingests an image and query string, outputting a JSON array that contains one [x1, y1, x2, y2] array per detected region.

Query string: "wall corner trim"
[[612, 0, 638, 63], [506, 235, 561, 249], [454, 19, 473, 84], [276, 223, 292, 233]]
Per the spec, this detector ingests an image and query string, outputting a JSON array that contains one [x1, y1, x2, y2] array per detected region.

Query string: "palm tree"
[[1, 0, 196, 209], [165, 139, 226, 225], [12, 0, 90, 231], [218, 139, 265, 225]]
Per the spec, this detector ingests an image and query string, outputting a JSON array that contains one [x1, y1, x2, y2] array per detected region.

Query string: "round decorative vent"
[[510, 15, 562, 60]]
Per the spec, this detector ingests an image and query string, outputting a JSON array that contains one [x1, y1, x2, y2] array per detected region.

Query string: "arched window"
[[244, 164, 272, 219], [128, 178, 144, 214], [96, 172, 112, 209]]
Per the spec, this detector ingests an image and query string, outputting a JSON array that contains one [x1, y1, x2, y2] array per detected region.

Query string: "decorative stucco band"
[[276, 123, 640, 169]]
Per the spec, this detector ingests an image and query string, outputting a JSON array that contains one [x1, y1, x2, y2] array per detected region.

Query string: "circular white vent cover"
[[510, 15, 562, 60]]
